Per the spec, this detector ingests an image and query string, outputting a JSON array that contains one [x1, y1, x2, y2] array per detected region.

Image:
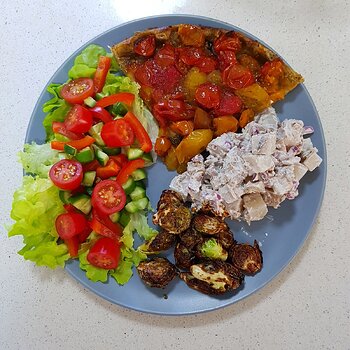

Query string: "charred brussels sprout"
[[196, 238, 228, 261], [157, 189, 183, 210], [153, 204, 191, 234], [179, 228, 204, 250], [192, 214, 228, 235], [180, 260, 243, 295], [216, 230, 235, 250], [231, 240, 262, 275], [140, 230, 177, 254], [137, 257, 177, 288], [174, 242, 195, 270]]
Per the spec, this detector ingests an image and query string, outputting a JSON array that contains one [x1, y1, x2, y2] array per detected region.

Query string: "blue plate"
[[25, 15, 326, 315]]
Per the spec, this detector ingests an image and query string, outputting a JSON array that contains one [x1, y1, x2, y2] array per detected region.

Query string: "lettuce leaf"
[[131, 212, 158, 241], [19, 142, 60, 178], [74, 44, 107, 68], [8, 176, 69, 269]]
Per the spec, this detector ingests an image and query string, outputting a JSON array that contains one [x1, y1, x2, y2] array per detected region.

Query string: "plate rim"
[[25, 14, 327, 316]]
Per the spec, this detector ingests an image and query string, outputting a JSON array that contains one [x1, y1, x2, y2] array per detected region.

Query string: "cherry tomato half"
[[222, 64, 255, 90], [195, 83, 221, 109], [64, 105, 93, 133], [49, 159, 83, 190], [60, 78, 94, 104], [91, 180, 126, 215], [101, 119, 135, 147], [133, 35, 156, 57], [55, 212, 88, 240], [87, 237, 121, 269]]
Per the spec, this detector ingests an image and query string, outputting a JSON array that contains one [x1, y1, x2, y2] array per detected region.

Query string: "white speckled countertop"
[[1, 1, 349, 349]]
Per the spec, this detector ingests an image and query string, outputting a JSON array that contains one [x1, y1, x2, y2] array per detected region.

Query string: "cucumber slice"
[[119, 210, 131, 227], [95, 92, 105, 101], [82, 171, 96, 187], [69, 194, 92, 215], [131, 168, 147, 181], [59, 190, 71, 204], [127, 148, 144, 160], [84, 96, 97, 108], [75, 146, 95, 163], [88, 122, 105, 146], [134, 197, 149, 210], [54, 133, 70, 142], [125, 201, 139, 213], [64, 144, 77, 156], [130, 186, 146, 201], [94, 146, 109, 166], [109, 211, 121, 223], [102, 146, 121, 155], [122, 177, 136, 195], [85, 187, 93, 196], [141, 152, 154, 166], [111, 102, 128, 117]]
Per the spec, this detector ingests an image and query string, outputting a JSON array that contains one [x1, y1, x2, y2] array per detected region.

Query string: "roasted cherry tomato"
[[193, 107, 212, 129], [214, 91, 243, 116], [55, 212, 88, 240], [134, 60, 155, 87], [49, 159, 83, 190], [178, 24, 205, 47], [52, 121, 83, 140], [87, 237, 121, 269], [134, 35, 156, 57], [197, 57, 217, 73], [101, 119, 135, 147], [64, 105, 93, 133], [222, 64, 255, 90], [91, 180, 126, 215], [214, 32, 242, 53], [170, 120, 194, 137], [178, 47, 204, 66], [195, 83, 221, 109], [218, 50, 238, 71], [90, 106, 113, 123], [60, 78, 94, 104], [155, 136, 172, 156], [155, 44, 176, 67], [238, 54, 261, 78], [153, 99, 195, 122], [93, 56, 111, 94]]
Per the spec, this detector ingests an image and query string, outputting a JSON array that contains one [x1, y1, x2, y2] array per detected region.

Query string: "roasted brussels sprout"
[[174, 242, 195, 270], [196, 238, 228, 261], [137, 257, 177, 288], [179, 260, 243, 295], [179, 228, 204, 250], [231, 240, 263, 275], [157, 190, 183, 210], [216, 230, 235, 250], [140, 230, 177, 254], [192, 214, 228, 235], [153, 204, 191, 234]]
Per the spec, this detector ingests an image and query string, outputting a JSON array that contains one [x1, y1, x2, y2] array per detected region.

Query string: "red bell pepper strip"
[[82, 159, 100, 172], [90, 106, 113, 123], [93, 56, 111, 94], [90, 209, 123, 240], [123, 111, 153, 152], [96, 159, 121, 179], [109, 154, 128, 168], [64, 236, 79, 258], [52, 121, 83, 140], [116, 158, 145, 185], [51, 135, 95, 151], [78, 226, 93, 243], [95, 93, 135, 108]]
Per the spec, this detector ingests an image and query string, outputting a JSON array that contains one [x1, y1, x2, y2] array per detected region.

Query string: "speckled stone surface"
[[0, 1, 349, 349]]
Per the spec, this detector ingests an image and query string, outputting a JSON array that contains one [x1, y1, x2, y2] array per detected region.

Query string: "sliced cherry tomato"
[[101, 120, 135, 147], [55, 212, 88, 239], [123, 112, 152, 152], [91, 180, 126, 215], [89, 217, 122, 240], [78, 226, 92, 243], [92, 208, 123, 237], [51, 135, 95, 151], [155, 44, 176, 67], [109, 154, 128, 168], [133, 35, 156, 57], [214, 32, 242, 53], [197, 57, 217, 73], [90, 106, 113, 123], [49, 160, 83, 190], [95, 93, 135, 108], [52, 121, 83, 140], [64, 105, 93, 133], [82, 159, 100, 172], [87, 237, 121, 269], [222, 64, 255, 90], [155, 136, 172, 156], [170, 120, 194, 137], [64, 236, 80, 258], [153, 99, 195, 122], [93, 56, 111, 94], [218, 50, 238, 71], [214, 91, 243, 116], [96, 159, 121, 179], [116, 159, 145, 185], [61, 78, 94, 104], [195, 83, 221, 109]]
